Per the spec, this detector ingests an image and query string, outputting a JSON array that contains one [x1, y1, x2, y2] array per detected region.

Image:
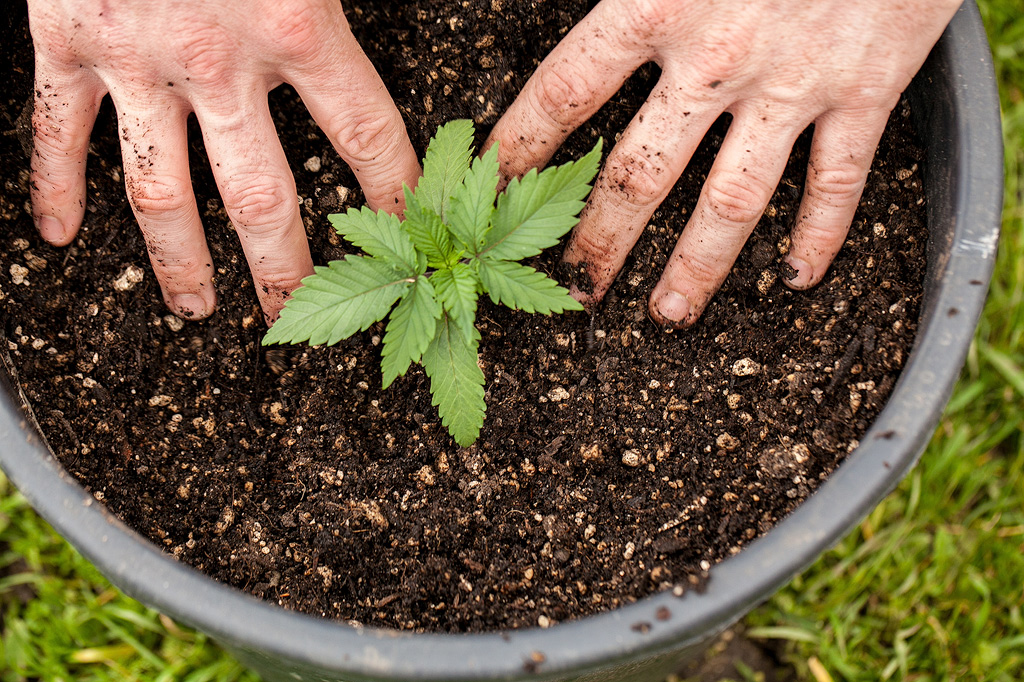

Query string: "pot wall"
[[0, 3, 1002, 681]]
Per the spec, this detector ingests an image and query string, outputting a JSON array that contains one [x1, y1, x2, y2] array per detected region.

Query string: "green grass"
[[2, 2, 1022, 680], [0, 471, 258, 682]]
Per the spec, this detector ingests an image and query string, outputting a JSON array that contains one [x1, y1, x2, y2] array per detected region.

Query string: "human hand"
[[27, 0, 421, 322], [486, 0, 962, 327]]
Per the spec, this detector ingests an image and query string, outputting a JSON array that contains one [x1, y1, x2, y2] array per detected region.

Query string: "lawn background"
[[2, 1, 1021, 680]]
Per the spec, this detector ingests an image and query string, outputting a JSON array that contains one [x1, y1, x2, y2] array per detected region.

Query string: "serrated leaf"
[[448, 143, 500, 252], [421, 313, 485, 447], [403, 208, 456, 268], [328, 207, 424, 275], [263, 256, 411, 347], [476, 259, 584, 315], [431, 263, 479, 339], [414, 119, 475, 221], [481, 138, 603, 261], [380, 276, 441, 388]]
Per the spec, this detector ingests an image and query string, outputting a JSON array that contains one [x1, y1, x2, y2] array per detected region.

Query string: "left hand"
[[485, 0, 961, 327]]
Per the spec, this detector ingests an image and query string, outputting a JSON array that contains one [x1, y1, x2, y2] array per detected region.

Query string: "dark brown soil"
[[0, 1, 927, 632]]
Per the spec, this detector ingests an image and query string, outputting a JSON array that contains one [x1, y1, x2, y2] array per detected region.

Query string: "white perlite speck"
[[621, 450, 641, 467], [304, 156, 322, 172], [731, 358, 761, 376], [547, 386, 570, 402], [113, 265, 145, 291], [9, 264, 29, 285]]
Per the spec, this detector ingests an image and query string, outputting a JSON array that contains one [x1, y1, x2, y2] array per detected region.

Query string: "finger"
[[195, 98, 314, 322], [784, 109, 889, 289], [111, 97, 216, 320], [484, 2, 651, 180], [279, 12, 420, 212], [649, 114, 805, 327], [29, 57, 103, 246], [562, 80, 720, 302]]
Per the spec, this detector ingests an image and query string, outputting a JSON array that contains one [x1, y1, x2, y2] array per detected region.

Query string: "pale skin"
[[27, 0, 962, 326], [27, 0, 421, 321]]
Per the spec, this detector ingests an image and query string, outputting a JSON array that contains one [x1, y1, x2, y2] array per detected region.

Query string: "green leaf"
[[448, 143, 500, 252], [414, 119, 475, 221], [263, 256, 411, 347], [431, 263, 479, 339], [481, 138, 603, 261], [475, 259, 584, 315], [421, 313, 485, 447], [403, 208, 456, 268], [380, 276, 442, 388], [328, 207, 424, 275]]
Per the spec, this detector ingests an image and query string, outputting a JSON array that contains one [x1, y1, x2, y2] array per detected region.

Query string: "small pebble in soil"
[[9, 263, 28, 285], [547, 387, 570, 402], [621, 450, 641, 467], [163, 315, 185, 332], [716, 433, 740, 451], [757, 270, 777, 295], [113, 265, 145, 291], [304, 156, 322, 172], [731, 358, 762, 376]]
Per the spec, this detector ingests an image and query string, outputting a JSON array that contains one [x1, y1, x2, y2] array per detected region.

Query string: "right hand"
[[27, 0, 421, 322]]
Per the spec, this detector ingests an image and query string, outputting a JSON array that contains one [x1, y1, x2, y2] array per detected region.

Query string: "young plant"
[[264, 120, 602, 446]]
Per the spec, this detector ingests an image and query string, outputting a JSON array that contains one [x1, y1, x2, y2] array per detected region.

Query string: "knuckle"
[[601, 153, 667, 208], [220, 173, 296, 230], [673, 249, 725, 289], [28, 12, 78, 64], [271, 1, 333, 60], [31, 169, 78, 204], [331, 109, 405, 166], [807, 162, 866, 206], [128, 176, 191, 217], [620, 0, 671, 40], [691, 25, 754, 84], [702, 171, 772, 227], [32, 108, 84, 157], [173, 25, 235, 86], [255, 267, 307, 307], [532, 64, 593, 128], [150, 253, 206, 285], [793, 220, 847, 252], [832, 68, 904, 109], [570, 225, 619, 267]]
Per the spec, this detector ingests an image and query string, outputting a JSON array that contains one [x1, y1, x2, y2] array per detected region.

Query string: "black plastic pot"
[[0, 3, 1003, 681]]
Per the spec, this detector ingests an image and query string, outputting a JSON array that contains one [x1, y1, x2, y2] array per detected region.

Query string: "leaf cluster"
[[264, 120, 602, 446]]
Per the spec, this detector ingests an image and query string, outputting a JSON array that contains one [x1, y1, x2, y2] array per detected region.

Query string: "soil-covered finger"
[[112, 102, 216, 319], [485, 1, 650, 181], [282, 11, 421, 212], [29, 60, 103, 246], [563, 81, 719, 305], [785, 108, 889, 290], [650, 113, 805, 326], [195, 99, 314, 321]]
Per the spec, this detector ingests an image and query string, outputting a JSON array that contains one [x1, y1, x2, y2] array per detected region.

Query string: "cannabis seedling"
[[264, 120, 602, 446]]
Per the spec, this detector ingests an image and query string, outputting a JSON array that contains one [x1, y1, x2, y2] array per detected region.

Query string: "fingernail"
[[171, 293, 212, 320], [36, 215, 66, 244], [784, 257, 814, 289], [654, 290, 691, 324]]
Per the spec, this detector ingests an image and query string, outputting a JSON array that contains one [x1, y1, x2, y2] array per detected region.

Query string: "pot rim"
[[0, 3, 1002, 680]]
